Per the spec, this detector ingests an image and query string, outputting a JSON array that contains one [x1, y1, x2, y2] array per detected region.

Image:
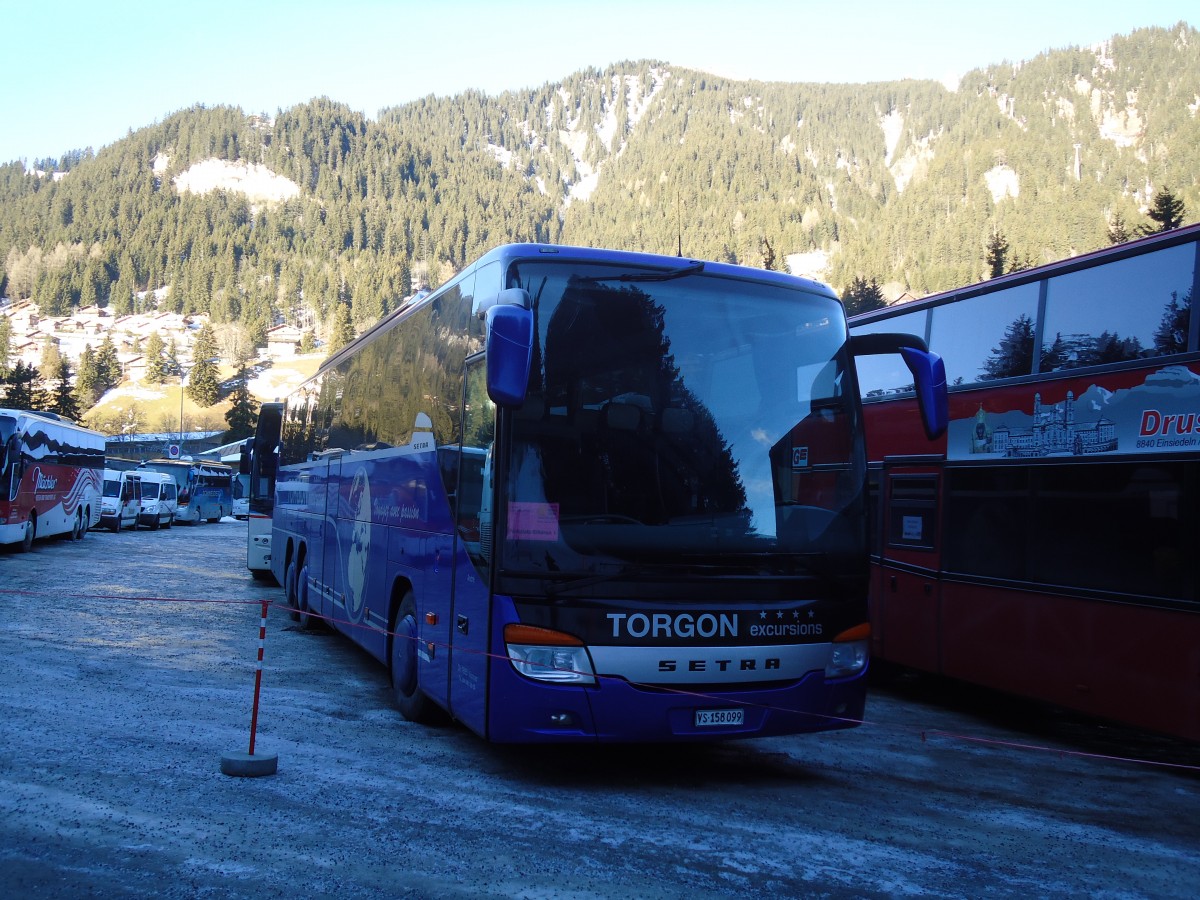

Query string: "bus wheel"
[[284, 559, 300, 622], [391, 591, 438, 723], [20, 516, 35, 552], [296, 564, 318, 631], [112, 515, 122, 533], [71, 510, 85, 541]]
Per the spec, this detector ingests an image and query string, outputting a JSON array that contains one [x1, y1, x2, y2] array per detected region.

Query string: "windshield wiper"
[[582, 260, 706, 284], [539, 568, 635, 597]]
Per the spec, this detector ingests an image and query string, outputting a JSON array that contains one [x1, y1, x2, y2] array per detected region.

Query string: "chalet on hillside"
[[265, 324, 304, 358], [123, 355, 148, 382]]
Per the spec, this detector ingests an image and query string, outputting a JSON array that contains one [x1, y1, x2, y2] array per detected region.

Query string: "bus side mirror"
[[239, 443, 251, 475], [485, 304, 534, 408], [900, 346, 948, 439], [850, 332, 948, 441]]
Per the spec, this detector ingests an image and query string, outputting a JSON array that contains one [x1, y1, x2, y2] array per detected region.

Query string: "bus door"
[[317, 451, 343, 628], [442, 358, 494, 735], [875, 461, 943, 672]]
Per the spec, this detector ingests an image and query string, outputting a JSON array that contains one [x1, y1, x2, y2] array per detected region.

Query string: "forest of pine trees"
[[0, 23, 1198, 424]]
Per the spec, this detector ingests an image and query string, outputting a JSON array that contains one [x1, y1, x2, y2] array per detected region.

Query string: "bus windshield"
[[0, 415, 15, 477], [103, 479, 121, 498], [499, 262, 862, 584]]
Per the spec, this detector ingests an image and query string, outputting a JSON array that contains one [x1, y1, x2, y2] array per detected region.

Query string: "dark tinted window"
[[944, 462, 1197, 603], [928, 283, 1040, 385], [1041, 243, 1196, 371]]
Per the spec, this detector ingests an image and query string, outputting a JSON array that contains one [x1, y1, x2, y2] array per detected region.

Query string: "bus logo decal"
[[607, 612, 738, 640], [345, 468, 371, 623]]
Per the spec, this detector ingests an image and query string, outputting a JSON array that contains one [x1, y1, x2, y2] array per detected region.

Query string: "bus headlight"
[[504, 624, 595, 685], [825, 623, 870, 679]]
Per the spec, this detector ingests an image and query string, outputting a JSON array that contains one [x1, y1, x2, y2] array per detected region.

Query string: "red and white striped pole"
[[221, 599, 279, 777]]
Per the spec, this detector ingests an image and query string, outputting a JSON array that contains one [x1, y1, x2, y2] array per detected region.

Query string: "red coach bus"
[[0, 409, 104, 550], [848, 223, 1200, 742]]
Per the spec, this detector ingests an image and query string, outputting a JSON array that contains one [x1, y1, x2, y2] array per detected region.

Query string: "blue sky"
[[1, 0, 1194, 165]]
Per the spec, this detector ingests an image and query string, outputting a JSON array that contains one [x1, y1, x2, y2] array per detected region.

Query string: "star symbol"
[[776, 611, 783, 620], [759, 611, 767, 620]]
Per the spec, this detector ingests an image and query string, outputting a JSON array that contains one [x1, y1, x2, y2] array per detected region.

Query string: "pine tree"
[[48, 357, 80, 420], [981, 314, 1035, 379], [1107, 212, 1130, 245], [95, 335, 121, 393], [1139, 187, 1186, 235], [74, 344, 100, 411], [326, 301, 354, 356], [222, 367, 257, 441], [0, 316, 10, 374], [144, 331, 168, 384], [186, 323, 222, 407], [842, 276, 886, 315], [1153, 290, 1190, 354], [2, 361, 39, 409], [985, 230, 1010, 279]]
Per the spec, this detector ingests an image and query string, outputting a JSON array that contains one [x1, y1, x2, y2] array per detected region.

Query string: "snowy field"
[[0, 522, 1197, 898]]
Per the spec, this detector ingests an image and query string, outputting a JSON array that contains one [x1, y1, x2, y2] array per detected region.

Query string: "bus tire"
[[284, 558, 300, 622], [20, 516, 35, 552], [112, 515, 122, 533], [391, 591, 438, 723], [71, 509, 85, 541], [296, 563, 318, 631]]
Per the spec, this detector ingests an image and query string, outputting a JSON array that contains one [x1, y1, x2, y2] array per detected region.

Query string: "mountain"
[[2, 23, 1198, 353]]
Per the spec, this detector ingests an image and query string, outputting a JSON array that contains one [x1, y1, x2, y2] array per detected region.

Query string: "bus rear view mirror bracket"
[[486, 303, 534, 408], [849, 332, 948, 440]]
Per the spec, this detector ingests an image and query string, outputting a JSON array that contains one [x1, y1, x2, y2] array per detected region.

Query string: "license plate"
[[695, 708, 744, 727]]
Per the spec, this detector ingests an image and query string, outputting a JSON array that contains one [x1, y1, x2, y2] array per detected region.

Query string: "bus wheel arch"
[[389, 585, 439, 723]]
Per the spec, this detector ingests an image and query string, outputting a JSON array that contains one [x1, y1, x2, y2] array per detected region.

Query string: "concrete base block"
[[220, 750, 279, 777]]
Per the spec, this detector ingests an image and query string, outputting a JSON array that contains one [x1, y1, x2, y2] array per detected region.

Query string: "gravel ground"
[[0, 521, 1197, 899]]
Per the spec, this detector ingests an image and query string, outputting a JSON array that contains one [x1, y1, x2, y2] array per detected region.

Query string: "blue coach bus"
[[263, 243, 945, 743], [137, 458, 233, 524]]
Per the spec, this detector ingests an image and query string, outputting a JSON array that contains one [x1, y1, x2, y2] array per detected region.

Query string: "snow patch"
[[786, 249, 831, 282], [556, 68, 667, 207], [879, 110, 903, 167], [889, 133, 936, 194], [173, 159, 300, 204], [984, 165, 1019, 203], [486, 143, 514, 169]]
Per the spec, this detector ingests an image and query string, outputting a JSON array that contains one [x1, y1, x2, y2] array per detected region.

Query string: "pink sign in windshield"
[[508, 502, 560, 541]]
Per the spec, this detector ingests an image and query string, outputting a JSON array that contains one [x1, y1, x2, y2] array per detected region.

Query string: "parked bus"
[[849, 222, 1200, 742], [136, 458, 233, 524], [203, 439, 252, 519], [0, 409, 104, 550], [244, 403, 282, 581], [259, 243, 945, 743]]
